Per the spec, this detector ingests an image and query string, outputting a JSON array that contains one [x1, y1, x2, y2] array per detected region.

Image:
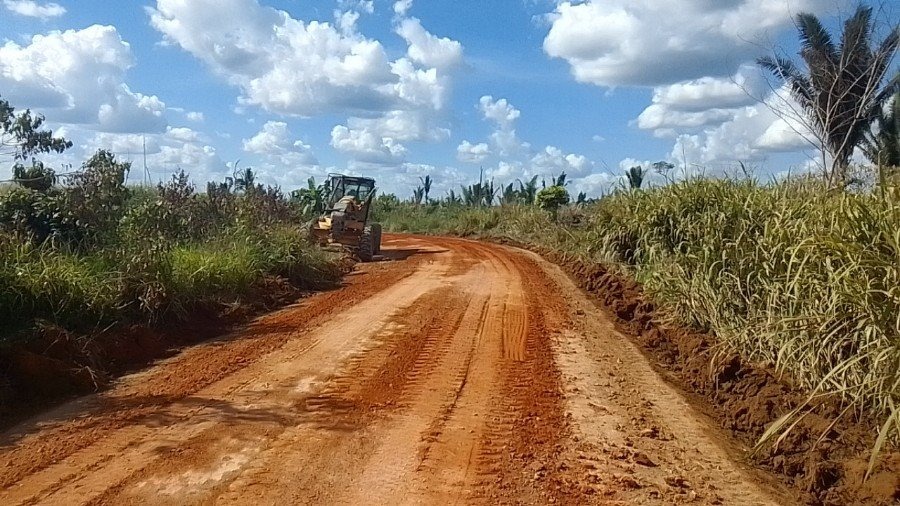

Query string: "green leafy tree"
[[460, 169, 496, 207], [499, 182, 519, 205], [412, 185, 425, 205], [757, 6, 900, 187], [291, 177, 327, 217], [1, 96, 71, 164], [552, 172, 568, 187], [66, 150, 131, 244], [444, 189, 462, 205], [536, 185, 570, 216]]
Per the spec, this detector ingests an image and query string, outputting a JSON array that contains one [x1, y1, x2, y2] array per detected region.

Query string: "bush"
[[0, 152, 343, 336], [536, 185, 570, 214]]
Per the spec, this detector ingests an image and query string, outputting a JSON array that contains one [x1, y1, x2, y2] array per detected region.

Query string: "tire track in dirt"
[[0, 246, 452, 506], [512, 245, 791, 504], [195, 287, 473, 506], [0, 249, 427, 493]]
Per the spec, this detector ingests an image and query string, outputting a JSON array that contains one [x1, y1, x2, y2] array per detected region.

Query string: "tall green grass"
[[379, 177, 900, 445], [0, 225, 343, 339]]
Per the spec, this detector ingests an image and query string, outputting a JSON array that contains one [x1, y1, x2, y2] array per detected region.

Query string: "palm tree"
[[758, 6, 899, 188], [862, 91, 900, 169], [412, 186, 425, 205], [516, 176, 539, 204], [499, 182, 518, 205], [419, 175, 433, 203], [233, 167, 256, 193], [626, 166, 647, 190], [445, 189, 462, 205]]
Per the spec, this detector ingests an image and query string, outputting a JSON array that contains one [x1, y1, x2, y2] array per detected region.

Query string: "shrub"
[[536, 185, 570, 214]]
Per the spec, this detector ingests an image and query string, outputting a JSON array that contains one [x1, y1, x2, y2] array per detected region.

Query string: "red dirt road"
[[0, 235, 791, 505]]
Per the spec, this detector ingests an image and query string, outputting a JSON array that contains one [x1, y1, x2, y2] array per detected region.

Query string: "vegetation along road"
[[0, 234, 791, 505]]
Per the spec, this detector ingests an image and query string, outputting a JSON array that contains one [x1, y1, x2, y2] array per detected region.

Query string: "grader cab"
[[310, 174, 382, 261]]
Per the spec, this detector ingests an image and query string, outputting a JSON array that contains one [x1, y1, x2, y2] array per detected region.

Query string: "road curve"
[[0, 235, 791, 505]]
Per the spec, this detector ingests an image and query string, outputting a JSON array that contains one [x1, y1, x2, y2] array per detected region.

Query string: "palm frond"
[[797, 12, 837, 61]]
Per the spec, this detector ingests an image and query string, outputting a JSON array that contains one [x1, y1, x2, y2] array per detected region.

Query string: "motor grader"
[[309, 174, 382, 261]]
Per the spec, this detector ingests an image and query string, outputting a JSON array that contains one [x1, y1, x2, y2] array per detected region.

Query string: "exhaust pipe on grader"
[[309, 173, 382, 261]]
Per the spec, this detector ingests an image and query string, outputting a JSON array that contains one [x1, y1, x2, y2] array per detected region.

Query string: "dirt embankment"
[[521, 243, 899, 505], [0, 260, 361, 427]]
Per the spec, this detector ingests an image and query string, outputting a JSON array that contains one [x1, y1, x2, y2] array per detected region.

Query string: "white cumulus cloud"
[[396, 18, 463, 70], [456, 140, 491, 164], [393, 0, 413, 17], [543, 0, 844, 87], [479, 95, 520, 129], [331, 125, 407, 164], [243, 121, 318, 166], [3, 0, 65, 19], [531, 145, 592, 177], [0, 25, 168, 133]]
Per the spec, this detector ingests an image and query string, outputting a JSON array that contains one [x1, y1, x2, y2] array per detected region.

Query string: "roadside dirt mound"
[[500, 241, 898, 505]]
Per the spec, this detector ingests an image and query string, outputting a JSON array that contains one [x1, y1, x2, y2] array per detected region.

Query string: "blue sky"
[[1, 0, 897, 196]]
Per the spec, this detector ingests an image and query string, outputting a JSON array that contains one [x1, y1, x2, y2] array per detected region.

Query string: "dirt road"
[[0, 235, 791, 505]]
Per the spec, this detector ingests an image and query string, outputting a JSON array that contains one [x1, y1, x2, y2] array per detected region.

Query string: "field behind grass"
[[375, 177, 900, 450]]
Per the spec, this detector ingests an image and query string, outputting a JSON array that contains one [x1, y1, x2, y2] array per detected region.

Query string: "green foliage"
[[290, 177, 327, 218], [12, 161, 56, 191], [0, 163, 341, 338], [460, 169, 497, 207], [412, 185, 425, 205], [0, 95, 338, 346], [0, 95, 71, 163], [536, 185, 570, 213], [65, 150, 131, 246]]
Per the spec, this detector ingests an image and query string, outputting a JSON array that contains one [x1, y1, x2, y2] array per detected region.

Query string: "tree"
[[291, 177, 327, 216], [1, 96, 71, 164], [516, 175, 539, 204], [412, 185, 425, 205], [757, 6, 899, 188], [626, 166, 647, 189], [862, 90, 900, 168], [233, 167, 256, 193], [1, 96, 71, 190], [500, 182, 518, 205], [419, 175, 433, 203], [536, 185, 570, 216], [460, 169, 496, 207]]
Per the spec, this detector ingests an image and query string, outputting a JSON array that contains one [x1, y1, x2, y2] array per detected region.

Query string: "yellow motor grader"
[[309, 174, 382, 261]]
